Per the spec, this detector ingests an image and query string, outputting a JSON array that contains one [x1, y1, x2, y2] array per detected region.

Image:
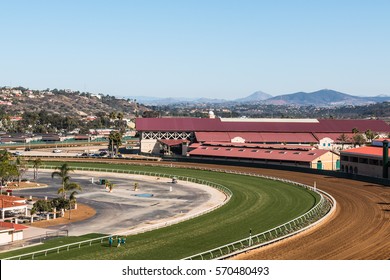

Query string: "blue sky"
[[0, 0, 389, 99]]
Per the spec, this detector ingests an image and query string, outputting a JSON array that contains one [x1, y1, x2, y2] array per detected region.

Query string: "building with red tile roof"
[[0, 195, 28, 220], [188, 143, 340, 170], [340, 142, 390, 178], [0, 221, 28, 245]]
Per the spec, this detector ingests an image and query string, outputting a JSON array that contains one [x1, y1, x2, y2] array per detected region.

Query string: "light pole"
[[87, 134, 90, 156]]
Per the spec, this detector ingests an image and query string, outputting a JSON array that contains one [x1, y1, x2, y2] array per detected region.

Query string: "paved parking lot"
[[12, 170, 226, 236]]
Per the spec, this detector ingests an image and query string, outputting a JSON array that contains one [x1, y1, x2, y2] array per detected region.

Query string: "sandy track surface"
[[40, 159, 390, 259]]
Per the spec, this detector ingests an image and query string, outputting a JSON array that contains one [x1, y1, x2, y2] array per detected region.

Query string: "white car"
[[52, 149, 62, 153]]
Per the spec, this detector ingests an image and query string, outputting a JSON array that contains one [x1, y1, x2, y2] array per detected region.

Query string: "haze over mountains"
[[129, 89, 390, 107]]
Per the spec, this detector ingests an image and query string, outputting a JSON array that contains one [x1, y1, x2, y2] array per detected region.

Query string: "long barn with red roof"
[[136, 117, 390, 156]]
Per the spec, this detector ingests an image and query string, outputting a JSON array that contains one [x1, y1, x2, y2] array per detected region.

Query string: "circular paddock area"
[[11, 170, 227, 236]]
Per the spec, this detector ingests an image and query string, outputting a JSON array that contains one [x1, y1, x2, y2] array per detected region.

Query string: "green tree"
[[337, 133, 349, 150], [0, 150, 18, 186], [14, 156, 28, 184], [30, 158, 42, 181], [109, 111, 117, 121], [352, 128, 359, 134], [108, 131, 122, 156], [57, 181, 82, 198], [51, 163, 74, 199], [32, 199, 52, 213], [50, 197, 69, 210], [352, 133, 366, 147], [105, 180, 114, 192], [364, 129, 376, 143], [68, 189, 80, 220]]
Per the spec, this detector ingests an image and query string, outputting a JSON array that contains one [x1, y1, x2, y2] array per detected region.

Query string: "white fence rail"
[[4, 235, 117, 260]]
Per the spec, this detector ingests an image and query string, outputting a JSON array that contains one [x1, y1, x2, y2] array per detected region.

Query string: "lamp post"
[[87, 134, 90, 157]]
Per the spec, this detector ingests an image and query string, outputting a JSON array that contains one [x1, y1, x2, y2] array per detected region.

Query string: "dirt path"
[[30, 204, 96, 228]]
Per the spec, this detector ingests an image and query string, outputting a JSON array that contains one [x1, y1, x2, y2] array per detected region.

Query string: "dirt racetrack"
[[42, 158, 390, 259]]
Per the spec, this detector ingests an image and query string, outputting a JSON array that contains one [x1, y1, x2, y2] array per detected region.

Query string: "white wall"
[[0, 229, 24, 245], [140, 139, 160, 154]]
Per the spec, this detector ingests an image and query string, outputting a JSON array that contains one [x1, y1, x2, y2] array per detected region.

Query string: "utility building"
[[340, 139, 390, 178]]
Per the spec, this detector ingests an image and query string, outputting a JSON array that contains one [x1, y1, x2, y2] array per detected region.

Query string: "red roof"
[[136, 118, 222, 132], [196, 132, 317, 143], [341, 146, 386, 158], [202, 142, 314, 151], [195, 132, 230, 142], [0, 200, 26, 209], [137, 118, 390, 133], [0, 195, 25, 202], [0, 222, 28, 231], [0, 195, 26, 209], [316, 119, 390, 133], [188, 145, 329, 162], [313, 133, 355, 142]]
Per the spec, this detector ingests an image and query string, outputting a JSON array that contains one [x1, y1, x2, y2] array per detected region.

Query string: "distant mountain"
[[263, 89, 378, 106], [363, 95, 390, 103], [128, 96, 227, 105], [234, 91, 272, 103], [194, 97, 227, 103], [126, 89, 390, 107]]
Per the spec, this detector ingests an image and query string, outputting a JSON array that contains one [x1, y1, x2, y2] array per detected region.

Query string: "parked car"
[[12, 151, 23, 156]]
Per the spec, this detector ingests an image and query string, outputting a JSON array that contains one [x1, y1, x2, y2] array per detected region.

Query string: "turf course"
[[0, 162, 320, 260]]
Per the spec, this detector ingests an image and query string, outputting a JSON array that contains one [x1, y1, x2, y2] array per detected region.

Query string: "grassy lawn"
[[1, 162, 319, 260]]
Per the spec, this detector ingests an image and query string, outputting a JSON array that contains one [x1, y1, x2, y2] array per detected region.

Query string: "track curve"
[[43, 158, 390, 259]]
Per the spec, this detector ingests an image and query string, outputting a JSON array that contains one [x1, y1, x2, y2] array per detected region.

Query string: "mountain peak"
[[235, 91, 273, 102]]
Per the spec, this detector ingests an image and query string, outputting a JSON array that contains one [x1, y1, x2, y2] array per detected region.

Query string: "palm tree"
[[352, 133, 366, 147], [337, 133, 349, 150], [352, 128, 359, 134], [68, 187, 81, 220], [116, 112, 125, 132], [364, 129, 376, 143], [30, 158, 42, 181], [14, 156, 28, 184], [108, 131, 122, 156], [51, 163, 74, 199], [57, 181, 82, 199], [105, 180, 114, 192]]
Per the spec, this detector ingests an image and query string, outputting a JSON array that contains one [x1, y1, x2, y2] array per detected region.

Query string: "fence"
[[183, 187, 335, 260], [4, 234, 116, 260], [5, 164, 335, 260]]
